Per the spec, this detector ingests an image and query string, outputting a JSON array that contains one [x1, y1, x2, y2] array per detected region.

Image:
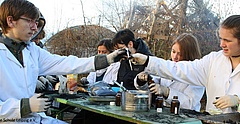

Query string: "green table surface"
[[55, 96, 202, 124]]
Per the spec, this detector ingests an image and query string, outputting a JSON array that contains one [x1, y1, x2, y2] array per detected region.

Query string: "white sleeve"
[[145, 55, 210, 87], [102, 62, 120, 85], [87, 72, 96, 86], [36, 46, 95, 75], [0, 98, 21, 118]]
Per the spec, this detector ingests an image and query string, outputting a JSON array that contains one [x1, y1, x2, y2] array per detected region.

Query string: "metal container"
[[121, 90, 150, 112]]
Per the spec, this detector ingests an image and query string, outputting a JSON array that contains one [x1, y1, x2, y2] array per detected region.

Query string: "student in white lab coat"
[[131, 15, 240, 113], [134, 33, 205, 111], [0, 0, 124, 123], [86, 38, 119, 86]]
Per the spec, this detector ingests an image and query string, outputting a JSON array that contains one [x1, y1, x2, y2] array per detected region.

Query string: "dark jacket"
[[117, 38, 152, 90]]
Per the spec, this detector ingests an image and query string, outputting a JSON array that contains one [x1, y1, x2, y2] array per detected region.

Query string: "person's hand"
[[36, 80, 46, 91], [39, 76, 53, 91], [148, 83, 169, 98], [213, 95, 239, 109], [137, 71, 151, 82], [130, 53, 148, 65], [107, 49, 126, 64], [38, 76, 50, 85], [79, 77, 89, 86], [46, 75, 58, 83], [29, 94, 51, 112], [136, 71, 151, 86]]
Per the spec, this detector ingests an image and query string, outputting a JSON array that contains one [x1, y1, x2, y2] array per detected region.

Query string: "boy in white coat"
[[0, 0, 123, 123]]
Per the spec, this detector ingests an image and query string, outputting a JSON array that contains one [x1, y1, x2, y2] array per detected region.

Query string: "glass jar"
[[115, 91, 121, 106], [170, 96, 180, 114], [155, 95, 164, 112]]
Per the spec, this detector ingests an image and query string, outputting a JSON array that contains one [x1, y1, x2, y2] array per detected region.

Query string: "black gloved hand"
[[113, 48, 128, 62], [136, 71, 152, 86], [79, 77, 89, 86], [95, 49, 126, 70]]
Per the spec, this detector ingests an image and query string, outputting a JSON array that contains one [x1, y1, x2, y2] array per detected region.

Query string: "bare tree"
[[46, 25, 115, 57], [46, 0, 239, 59], [96, 0, 221, 58]]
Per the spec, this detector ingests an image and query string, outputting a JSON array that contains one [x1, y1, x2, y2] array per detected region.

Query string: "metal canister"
[[121, 90, 150, 112]]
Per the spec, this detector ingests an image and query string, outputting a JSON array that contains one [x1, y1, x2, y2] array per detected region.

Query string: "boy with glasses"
[[0, 0, 123, 123]]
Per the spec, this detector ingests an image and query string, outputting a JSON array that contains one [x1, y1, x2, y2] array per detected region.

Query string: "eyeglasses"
[[19, 17, 39, 27]]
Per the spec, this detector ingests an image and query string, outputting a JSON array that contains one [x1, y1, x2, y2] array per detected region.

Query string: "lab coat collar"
[[0, 43, 22, 67], [0, 35, 31, 67], [231, 64, 240, 77]]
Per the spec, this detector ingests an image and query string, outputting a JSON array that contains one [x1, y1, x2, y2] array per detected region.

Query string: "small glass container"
[[115, 91, 121, 106], [155, 95, 164, 112], [170, 96, 180, 114]]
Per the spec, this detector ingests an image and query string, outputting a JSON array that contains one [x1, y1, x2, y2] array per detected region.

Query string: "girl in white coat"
[[135, 33, 205, 112], [132, 15, 240, 114], [87, 38, 119, 86]]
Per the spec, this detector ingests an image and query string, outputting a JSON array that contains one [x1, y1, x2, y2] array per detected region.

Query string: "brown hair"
[[172, 33, 202, 61], [112, 29, 136, 49], [97, 38, 114, 53], [220, 15, 240, 40], [0, 0, 39, 34]]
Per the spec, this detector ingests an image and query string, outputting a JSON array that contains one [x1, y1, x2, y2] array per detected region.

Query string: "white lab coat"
[[145, 50, 240, 113], [87, 62, 120, 86], [134, 76, 205, 111], [87, 68, 107, 86], [0, 42, 95, 123]]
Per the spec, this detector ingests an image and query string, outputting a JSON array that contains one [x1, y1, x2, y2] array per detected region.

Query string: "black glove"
[[95, 49, 126, 70], [79, 77, 89, 86], [113, 48, 128, 62], [136, 71, 152, 86]]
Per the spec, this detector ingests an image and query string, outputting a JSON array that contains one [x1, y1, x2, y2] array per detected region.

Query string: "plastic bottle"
[[155, 95, 164, 112], [115, 91, 121, 106], [170, 96, 180, 114]]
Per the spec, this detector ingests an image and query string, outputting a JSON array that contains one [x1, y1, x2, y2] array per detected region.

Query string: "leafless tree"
[[45, 25, 115, 57], [46, 0, 238, 59], [96, 0, 222, 58]]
